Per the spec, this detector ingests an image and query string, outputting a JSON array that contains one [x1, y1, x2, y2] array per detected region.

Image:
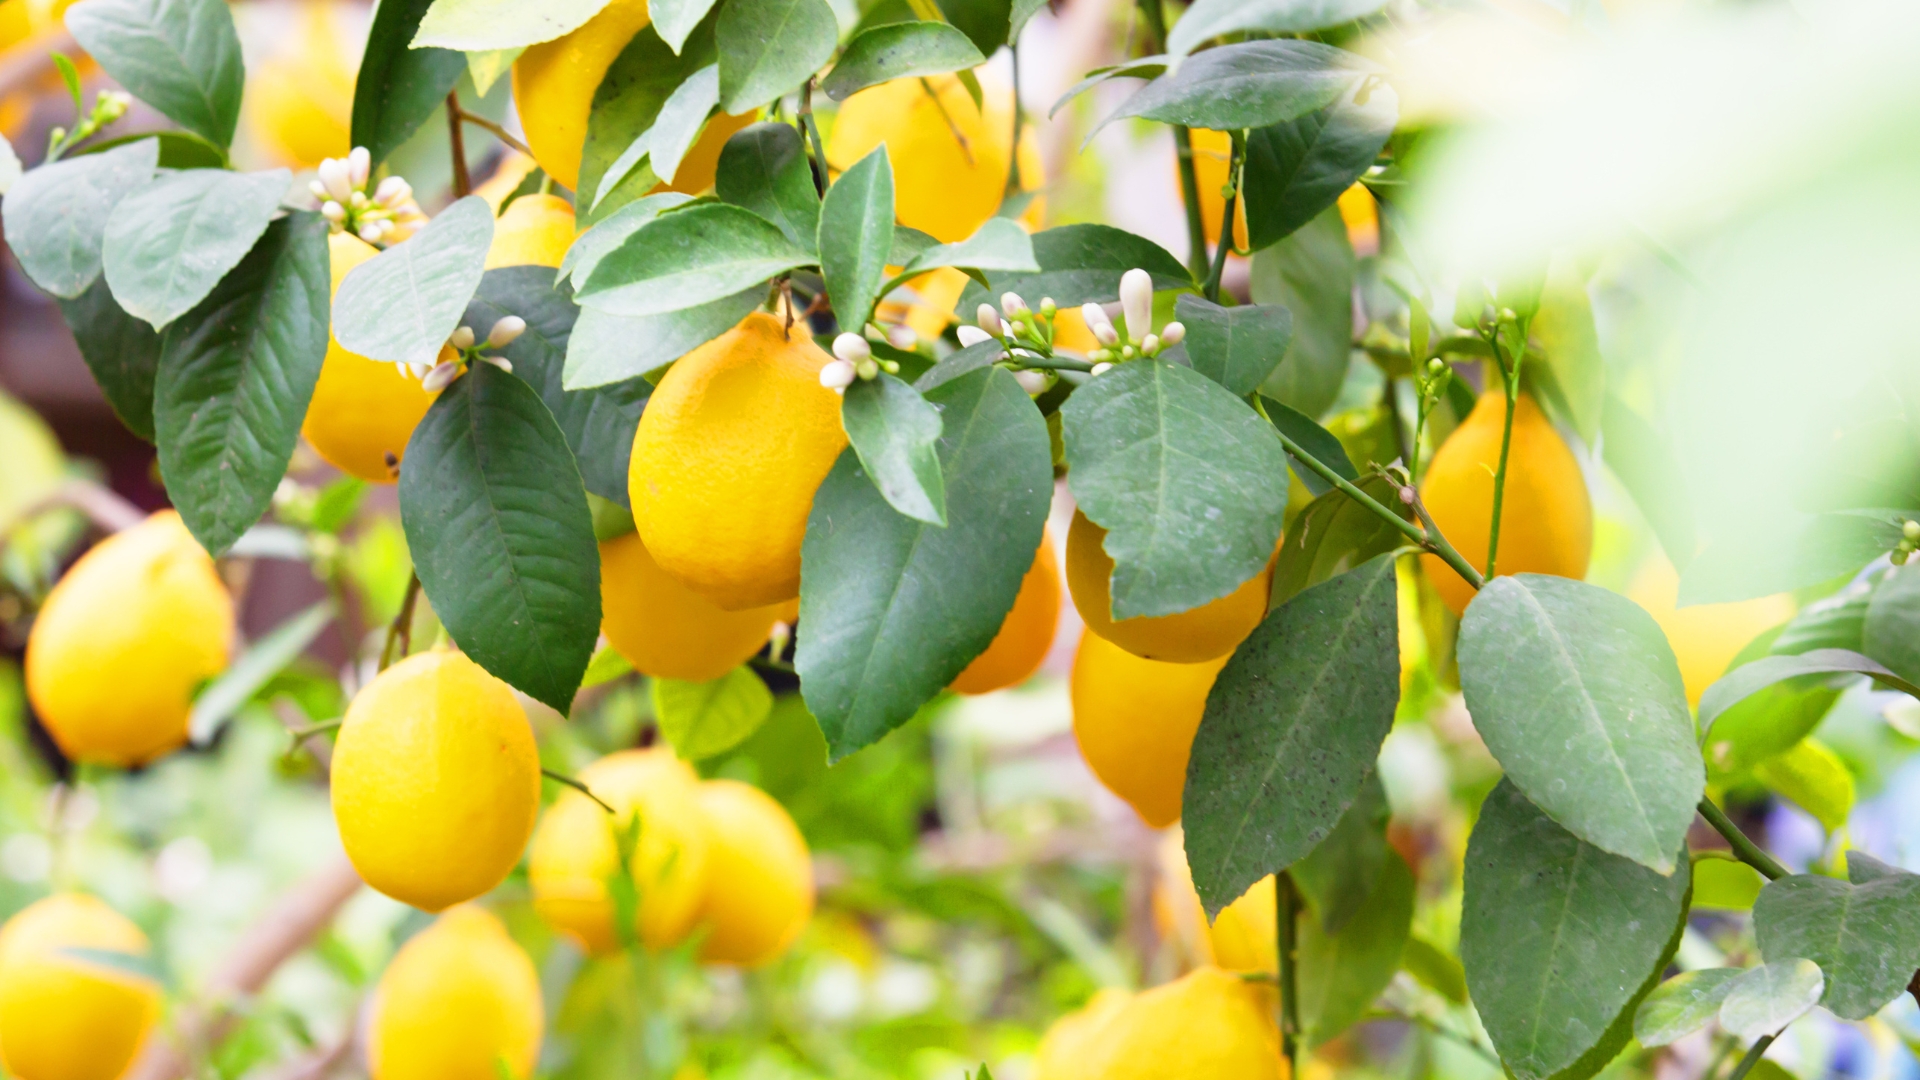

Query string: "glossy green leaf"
[[560, 193, 696, 290], [1183, 554, 1398, 913], [1461, 780, 1691, 1080], [1095, 41, 1372, 140], [1753, 869, 1920, 1020], [1261, 395, 1356, 497], [1290, 775, 1389, 934], [564, 289, 761, 390], [1864, 564, 1920, 683], [797, 367, 1051, 759], [350, 0, 468, 167], [1, 137, 158, 298], [651, 0, 722, 52], [1249, 206, 1353, 419], [1459, 575, 1703, 873], [716, 0, 838, 114], [1175, 295, 1293, 395], [464, 267, 651, 506], [1719, 959, 1824, 1039], [1300, 849, 1413, 1047], [818, 147, 895, 332], [912, 339, 1006, 392], [895, 218, 1039, 282], [57, 276, 160, 440], [1167, 0, 1390, 54], [934, 0, 1011, 54], [188, 600, 333, 745], [841, 373, 946, 526], [955, 224, 1191, 314], [578, 19, 716, 223], [1270, 477, 1406, 607], [101, 168, 289, 329], [655, 666, 775, 759], [398, 362, 601, 715], [65, 0, 243, 147], [715, 122, 821, 251], [1754, 738, 1854, 832], [154, 213, 330, 555], [1679, 509, 1908, 606], [594, 64, 719, 211], [1008, 0, 1046, 41], [823, 21, 986, 101], [1601, 397, 1697, 574], [1699, 649, 1919, 733], [412, 0, 612, 51], [577, 203, 812, 317], [1773, 588, 1868, 655], [1061, 360, 1288, 619], [333, 195, 494, 366], [1633, 968, 1740, 1047], [1242, 82, 1396, 252]]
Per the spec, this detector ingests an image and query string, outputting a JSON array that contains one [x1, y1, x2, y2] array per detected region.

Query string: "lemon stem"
[[1480, 319, 1526, 581], [1726, 1035, 1777, 1080], [1004, 43, 1024, 201], [446, 90, 472, 197], [453, 106, 535, 161], [1202, 130, 1243, 304], [1277, 870, 1302, 1075], [798, 79, 829, 197], [379, 572, 422, 671], [1697, 797, 1787, 881], [1132, 0, 1210, 280], [542, 770, 616, 815]]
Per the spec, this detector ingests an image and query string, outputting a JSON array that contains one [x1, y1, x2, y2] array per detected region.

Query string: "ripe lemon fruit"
[[26, 510, 233, 766], [1033, 968, 1283, 1080], [828, 71, 1043, 243], [1419, 389, 1591, 615], [1066, 510, 1271, 664], [330, 650, 541, 912], [629, 312, 846, 610], [690, 779, 813, 966], [244, 2, 354, 169], [0, 894, 160, 1080], [1070, 631, 1228, 828], [600, 531, 785, 682], [529, 748, 712, 954], [485, 193, 577, 270], [512, 0, 752, 194], [1629, 554, 1794, 707], [367, 906, 543, 1080], [303, 232, 439, 483], [952, 531, 1061, 694], [1189, 128, 1249, 250]]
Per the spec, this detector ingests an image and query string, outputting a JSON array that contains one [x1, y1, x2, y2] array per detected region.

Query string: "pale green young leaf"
[[1633, 968, 1741, 1048], [578, 18, 715, 222], [560, 193, 696, 289], [412, 0, 613, 51], [1698, 648, 1920, 733], [189, 600, 334, 745], [101, 168, 290, 330], [817, 146, 894, 332], [652, 0, 723, 53], [564, 289, 760, 391], [1752, 738, 1854, 832], [1863, 562, 1920, 683], [594, 65, 720, 211], [895, 217, 1039, 284], [333, 195, 495, 366], [465, 48, 522, 97], [1719, 960, 1824, 1039], [655, 667, 776, 759]]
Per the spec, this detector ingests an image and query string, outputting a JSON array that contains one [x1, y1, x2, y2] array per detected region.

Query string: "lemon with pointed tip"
[[599, 531, 785, 682], [485, 193, 577, 270], [302, 232, 439, 483], [367, 906, 543, 1080], [1066, 510, 1272, 664], [1419, 389, 1591, 615], [529, 748, 712, 954], [629, 312, 846, 610], [26, 510, 233, 766], [1070, 630, 1228, 828], [1033, 968, 1283, 1080], [330, 650, 541, 912], [951, 531, 1061, 694], [0, 894, 160, 1080], [691, 779, 813, 967]]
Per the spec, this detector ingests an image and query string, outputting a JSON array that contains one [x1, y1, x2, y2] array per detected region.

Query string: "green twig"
[[1005, 42, 1024, 199], [378, 573, 422, 672], [1131, 0, 1209, 279], [799, 79, 829, 197], [1481, 323, 1524, 580], [1202, 130, 1243, 303], [543, 769, 616, 814], [1726, 1035, 1776, 1080], [1697, 798, 1788, 881], [1008, 353, 1094, 373], [1278, 872, 1302, 1077]]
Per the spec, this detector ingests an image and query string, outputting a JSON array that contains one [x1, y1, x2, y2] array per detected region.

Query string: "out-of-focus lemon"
[[691, 779, 813, 966], [1629, 554, 1794, 707], [0, 893, 160, 1080], [485, 193, 577, 269], [599, 531, 785, 682], [1070, 631, 1228, 828], [245, 1, 356, 169], [367, 906, 543, 1080]]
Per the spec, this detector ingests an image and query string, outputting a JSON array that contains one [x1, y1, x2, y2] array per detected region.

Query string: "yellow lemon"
[[951, 530, 1060, 694], [244, 2, 355, 169], [0, 0, 30, 53], [0, 894, 160, 1080], [1070, 630, 1228, 828], [1629, 554, 1794, 707], [691, 779, 813, 967], [1189, 128, 1249, 251], [1033, 968, 1283, 1080], [629, 312, 846, 610], [475, 151, 542, 214], [1033, 987, 1134, 1080], [1337, 182, 1379, 253], [485, 193, 577, 270], [367, 906, 543, 1080], [302, 232, 439, 483], [1419, 389, 1591, 615], [528, 748, 712, 954], [330, 650, 541, 912], [599, 531, 785, 682], [827, 71, 1044, 243], [1066, 510, 1271, 664], [25, 510, 233, 766]]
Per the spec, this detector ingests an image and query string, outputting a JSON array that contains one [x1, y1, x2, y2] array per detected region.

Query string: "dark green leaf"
[[955, 224, 1191, 314], [841, 372, 946, 525], [1754, 870, 1920, 1020], [464, 266, 650, 506], [1, 136, 157, 298], [188, 599, 333, 745], [1270, 476, 1407, 606], [563, 289, 761, 390], [818, 147, 894, 332], [1634, 969, 1740, 1048], [578, 202, 812, 317], [1248, 206, 1352, 419], [1849, 850, 1906, 884], [399, 362, 601, 715], [1175, 294, 1293, 395], [65, 0, 243, 147], [412, 0, 615, 51], [1698, 649, 1919, 735], [1291, 774, 1389, 934], [654, 666, 775, 758], [1679, 509, 1908, 606], [1299, 848, 1413, 1047], [912, 338, 1005, 392], [1261, 395, 1355, 497], [1182, 553, 1399, 914], [1864, 565, 1920, 683], [57, 276, 160, 440], [1403, 936, 1468, 1005], [1168, 0, 1391, 54], [1461, 781, 1691, 1080], [797, 367, 1051, 759], [1095, 41, 1373, 140], [652, 0, 723, 52], [351, 0, 468, 167], [101, 168, 289, 329], [1242, 82, 1396, 252], [1458, 575, 1702, 873], [75, 128, 225, 168], [560, 193, 695, 289], [154, 213, 330, 555], [934, 0, 1010, 55], [579, 19, 716, 224], [715, 122, 821, 251], [716, 0, 839, 114], [1061, 360, 1288, 619], [823, 21, 986, 101], [1718, 960, 1824, 1039], [1602, 396, 1697, 574], [333, 195, 494, 365], [593, 64, 720, 211]]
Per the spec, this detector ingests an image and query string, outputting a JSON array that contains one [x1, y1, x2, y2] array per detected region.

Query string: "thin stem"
[[379, 573, 422, 672], [750, 656, 797, 676], [1008, 353, 1094, 373], [1483, 352, 1518, 580], [1364, 1010, 1500, 1066], [1132, 0, 1209, 279], [918, 76, 975, 166], [1202, 130, 1243, 303], [453, 107, 534, 159], [1700, 1035, 1741, 1080], [1726, 1035, 1776, 1080], [798, 80, 829, 197], [288, 719, 343, 742], [543, 769, 616, 814], [445, 91, 472, 197], [1698, 798, 1788, 881], [1278, 872, 1302, 1077], [1005, 43, 1024, 199]]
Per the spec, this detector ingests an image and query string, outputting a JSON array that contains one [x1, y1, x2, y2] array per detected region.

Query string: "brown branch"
[[446, 90, 472, 198], [16, 478, 146, 533]]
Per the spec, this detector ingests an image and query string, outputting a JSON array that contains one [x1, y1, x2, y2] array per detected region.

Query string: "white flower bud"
[[317, 157, 353, 203], [1140, 333, 1159, 356], [1039, 297, 1057, 318], [1120, 268, 1153, 343], [1000, 319, 1015, 338], [1159, 321, 1185, 347], [375, 176, 414, 208], [421, 361, 463, 392], [449, 326, 476, 350], [321, 201, 346, 223], [832, 332, 871, 367], [308, 179, 330, 201], [1091, 362, 1113, 376], [819, 359, 857, 389], [478, 354, 513, 373], [1120, 345, 1136, 359], [976, 303, 1000, 336], [347, 147, 371, 191], [1013, 370, 1049, 395], [956, 325, 993, 348], [886, 325, 918, 350], [1081, 302, 1119, 346], [487, 316, 527, 348], [357, 223, 383, 244], [1000, 292, 1028, 316]]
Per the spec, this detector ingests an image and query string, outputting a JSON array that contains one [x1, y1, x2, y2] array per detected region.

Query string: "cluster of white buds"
[[821, 333, 895, 393], [1084, 268, 1184, 372], [959, 292, 1059, 352], [412, 316, 525, 390], [311, 147, 428, 246], [46, 90, 133, 158]]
